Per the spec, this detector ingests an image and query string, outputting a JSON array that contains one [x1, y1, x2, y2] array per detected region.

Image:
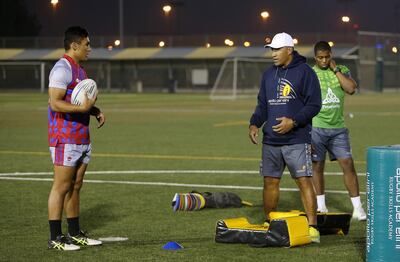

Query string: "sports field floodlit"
[[0, 92, 399, 261]]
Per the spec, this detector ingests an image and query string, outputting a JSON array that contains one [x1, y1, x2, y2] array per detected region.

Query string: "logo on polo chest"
[[322, 88, 340, 109]]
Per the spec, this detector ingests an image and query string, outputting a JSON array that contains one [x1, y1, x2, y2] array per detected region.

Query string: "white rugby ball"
[[71, 78, 98, 105]]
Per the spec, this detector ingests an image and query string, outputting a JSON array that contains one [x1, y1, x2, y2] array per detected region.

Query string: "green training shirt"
[[312, 64, 350, 128]]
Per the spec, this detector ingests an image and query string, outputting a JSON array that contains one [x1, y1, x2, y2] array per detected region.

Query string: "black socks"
[[49, 220, 62, 240], [49, 217, 80, 240], [67, 217, 80, 236]]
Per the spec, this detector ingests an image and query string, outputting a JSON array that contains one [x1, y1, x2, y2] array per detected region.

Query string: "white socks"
[[350, 196, 362, 209], [317, 194, 364, 216], [317, 195, 363, 211], [316, 194, 327, 212]]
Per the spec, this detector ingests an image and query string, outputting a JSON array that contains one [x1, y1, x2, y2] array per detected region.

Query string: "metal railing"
[[0, 32, 359, 48]]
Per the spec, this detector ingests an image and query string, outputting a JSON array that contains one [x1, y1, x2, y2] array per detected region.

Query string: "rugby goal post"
[[210, 57, 271, 100]]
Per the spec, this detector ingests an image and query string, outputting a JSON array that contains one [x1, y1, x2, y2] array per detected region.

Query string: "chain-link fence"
[[1, 31, 398, 93]]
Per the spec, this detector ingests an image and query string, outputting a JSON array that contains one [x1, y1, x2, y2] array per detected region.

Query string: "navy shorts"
[[260, 143, 312, 179], [311, 127, 352, 162]]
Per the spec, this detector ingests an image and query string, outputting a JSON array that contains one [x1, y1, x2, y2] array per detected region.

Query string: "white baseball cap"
[[264, 32, 294, 48]]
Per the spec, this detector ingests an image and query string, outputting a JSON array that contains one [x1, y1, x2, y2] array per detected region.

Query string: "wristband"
[[333, 67, 341, 74]]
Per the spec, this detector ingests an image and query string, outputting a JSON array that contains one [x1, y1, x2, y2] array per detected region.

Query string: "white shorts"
[[49, 144, 92, 167]]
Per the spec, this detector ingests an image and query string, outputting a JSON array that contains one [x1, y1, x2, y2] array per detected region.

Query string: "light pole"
[[260, 10, 269, 31], [260, 11, 269, 21], [162, 4, 172, 41], [168, 1, 184, 35], [162, 4, 172, 46], [119, 0, 124, 48], [50, 0, 59, 9], [163, 4, 172, 15], [340, 15, 352, 43], [162, 2, 184, 46], [341, 15, 350, 23], [50, 0, 59, 16]]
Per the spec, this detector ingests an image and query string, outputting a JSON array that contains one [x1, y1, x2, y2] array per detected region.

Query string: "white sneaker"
[[352, 206, 367, 221], [69, 230, 102, 246], [48, 235, 81, 251]]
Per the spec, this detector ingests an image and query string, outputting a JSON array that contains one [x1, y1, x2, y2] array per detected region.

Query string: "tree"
[[0, 0, 41, 36]]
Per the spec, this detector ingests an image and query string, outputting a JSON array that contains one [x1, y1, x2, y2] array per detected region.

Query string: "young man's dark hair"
[[64, 26, 89, 50], [314, 41, 331, 55]]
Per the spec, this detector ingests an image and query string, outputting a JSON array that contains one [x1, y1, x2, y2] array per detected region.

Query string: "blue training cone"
[[163, 241, 184, 250]]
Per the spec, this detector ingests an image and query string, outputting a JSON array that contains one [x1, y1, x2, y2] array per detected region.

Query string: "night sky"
[[25, 0, 399, 37]]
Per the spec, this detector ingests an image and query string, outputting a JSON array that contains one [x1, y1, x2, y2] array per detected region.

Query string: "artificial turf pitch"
[[1, 92, 399, 261]]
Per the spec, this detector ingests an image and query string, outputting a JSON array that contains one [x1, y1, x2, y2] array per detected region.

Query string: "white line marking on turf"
[[0, 170, 366, 176], [0, 176, 366, 195], [0, 150, 368, 164], [98, 237, 129, 242], [0, 172, 53, 176]]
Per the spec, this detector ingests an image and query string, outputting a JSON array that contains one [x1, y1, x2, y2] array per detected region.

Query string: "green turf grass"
[[0, 92, 399, 261]]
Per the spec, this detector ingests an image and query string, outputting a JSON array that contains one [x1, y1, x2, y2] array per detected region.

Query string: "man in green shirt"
[[311, 41, 366, 221]]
